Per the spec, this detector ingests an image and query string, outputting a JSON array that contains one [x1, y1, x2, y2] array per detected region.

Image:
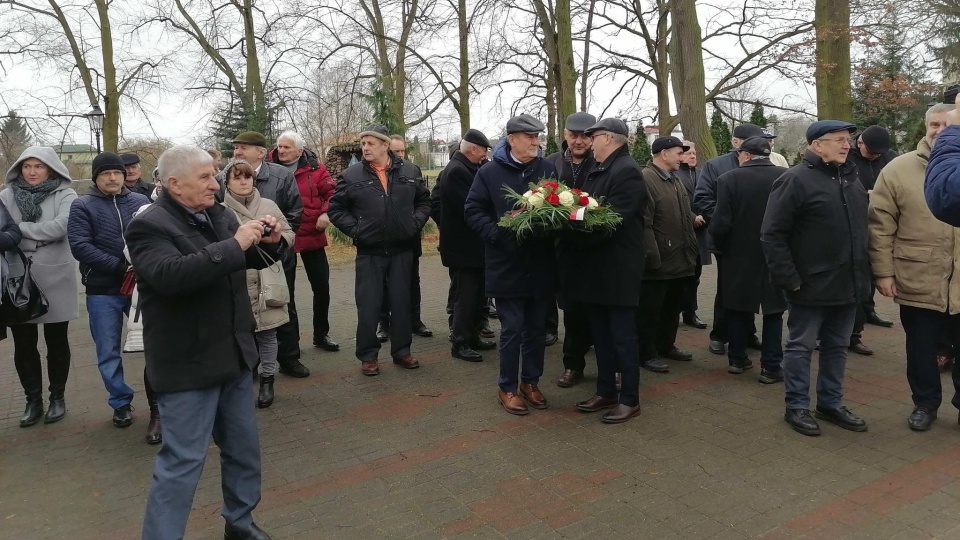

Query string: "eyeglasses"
[[817, 137, 852, 146], [590, 132, 610, 141]]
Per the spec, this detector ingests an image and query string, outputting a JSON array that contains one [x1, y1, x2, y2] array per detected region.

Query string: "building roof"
[[53, 144, 97, 153]]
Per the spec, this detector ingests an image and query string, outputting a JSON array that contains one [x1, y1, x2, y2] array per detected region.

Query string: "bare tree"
[[815, 0, 853, 120]]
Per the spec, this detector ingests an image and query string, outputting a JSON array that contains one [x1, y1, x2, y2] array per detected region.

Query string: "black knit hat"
[[91, 152, 126, 179]]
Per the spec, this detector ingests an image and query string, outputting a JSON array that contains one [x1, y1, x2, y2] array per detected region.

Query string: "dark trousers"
[[496, 297, 547, 392], [850, 289, 878, 344], [450, 268, 485, 343], [142, 370, 261, 540], [275, 251, 301, 362], [710, 255, 757, 342], [783, 303, 856, 410], [446, 269, 456, 330], [682, 257, 703, 314], [585, 303, 639, 406], [380, 254, 422, 326], [728, 310, 784, 371], [12, 321, 71, 400], [562, 302, 593, 372], [356, 252, 414, 361], [300, 249, 332, 340], [546, 295, 559, 334], [900, 305, 960, 410], [637, 278, 685, 360]]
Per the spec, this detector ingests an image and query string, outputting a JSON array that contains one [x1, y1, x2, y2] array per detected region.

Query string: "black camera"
[[944, 84, 959, 104], [262, 225, 273, 236]]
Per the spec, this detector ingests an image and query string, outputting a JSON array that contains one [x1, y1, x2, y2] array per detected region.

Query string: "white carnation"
[[558, 190, 576, 206], [528, 194, 545, 208], [586, 197, 599, 210]]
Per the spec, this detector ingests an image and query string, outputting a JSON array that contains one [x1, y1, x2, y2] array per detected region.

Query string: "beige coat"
[[868, 136, 960, 314], [222, 190, 295, 331]]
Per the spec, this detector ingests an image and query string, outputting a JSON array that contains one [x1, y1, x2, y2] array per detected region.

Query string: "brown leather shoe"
[[849, 342, 874, 356], [602, 403, 641, 424], [392, 355, 420, 369], [556, 369, 583, 388], [361, 360, 380, 376], [498, 389, 529, 415], [576, 395, 618, 413], [519, 383, 547, 409]]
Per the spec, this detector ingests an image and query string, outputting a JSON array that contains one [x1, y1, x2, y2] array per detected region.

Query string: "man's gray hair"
[[157, 145, 213, 187], [459, 139, 482, 153], [277, 130, 305, 149], [610, 132, 629, 146], [683, 140, 696, 149], [927, 103, 956, 124]]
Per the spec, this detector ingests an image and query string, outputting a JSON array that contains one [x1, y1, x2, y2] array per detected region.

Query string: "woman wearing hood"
[[0, 146, 79, 427], [222, 159, 294, 408]]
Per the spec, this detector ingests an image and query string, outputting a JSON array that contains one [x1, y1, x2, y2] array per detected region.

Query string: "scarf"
[[10, 176, 61, 222], [225, 188, 258, 218]]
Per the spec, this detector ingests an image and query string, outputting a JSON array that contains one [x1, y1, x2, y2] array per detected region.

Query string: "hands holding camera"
[[234, 215, 283, 250]]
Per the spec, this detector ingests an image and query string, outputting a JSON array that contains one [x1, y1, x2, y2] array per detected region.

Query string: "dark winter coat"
[[557, 144, 646, 307], [693, 150, 740, 253], [327, 152, 431, 257], [640, 162, 698, 280], [545, 141, 596, 189], [760, 150, 872, 306], [125, 178, 154, 198], [269, 148, 335, 252], [438, 151, 485, 269], [68, 186, 150, 295], [124, 193, 286, 393], [464, 139, 558, 298], [0, 200, 21, 336], [847, 134, 899, 191], [926, 125, 960, 226], [708, 160, 787, 314], [676, 163, 710, 265]]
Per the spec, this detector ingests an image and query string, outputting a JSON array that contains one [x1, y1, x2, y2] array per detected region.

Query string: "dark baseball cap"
[[734, 136, 771, 156], [651, 136, 690, 154], [733, 124, 765, 139]]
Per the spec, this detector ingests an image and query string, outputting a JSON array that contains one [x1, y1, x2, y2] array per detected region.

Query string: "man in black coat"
[[128, 146, 284, 540], [119, 153, 155, 197], [438, 129, 495, 361], [546, 112, 597, 388], [328, 124, 431, 376], [709, 137, 787, 381], [562, 118, 646, 424], [761, 120, 872, 437], [676, 141, 708, 329]]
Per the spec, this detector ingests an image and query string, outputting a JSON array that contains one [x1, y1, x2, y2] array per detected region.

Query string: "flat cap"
[[565, 112, 597, 132], [119, 153, 140, 165], [358, 124, 392, 143], [233, 131, 268, 147], [651, 136, 690, 154], [761, 128, 777, 139], [806, 120, 857, 143], [733, 124, 765, 139], [860, 125, 892, 154], [584, 118, 629, 137], [734, 136, 771, 156], [463, 128, 492, 148], [506, 114, 546, 134]]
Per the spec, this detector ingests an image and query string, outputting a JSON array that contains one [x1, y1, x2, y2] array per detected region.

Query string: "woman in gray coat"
[[1, 147, 79, 427]]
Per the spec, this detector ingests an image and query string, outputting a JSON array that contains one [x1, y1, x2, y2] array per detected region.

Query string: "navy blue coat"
[[925, 125, 960, 226], [464, 139, 558, 298], [68, 186, 150, 294]]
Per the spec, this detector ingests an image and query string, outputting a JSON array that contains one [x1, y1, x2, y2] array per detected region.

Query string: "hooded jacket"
[[269, 147, 335, 252], [68, 185, 151, 294], [1, 146, 79, 323], [464, 139, 558, 298]]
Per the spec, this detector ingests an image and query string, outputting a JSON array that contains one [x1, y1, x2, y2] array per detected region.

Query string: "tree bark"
[[94, 0, 117, 152], [814, 0, 853, 121], [554, 0, 576, 121], [457, 0, 470, 131], [669, 0, 717, 159]]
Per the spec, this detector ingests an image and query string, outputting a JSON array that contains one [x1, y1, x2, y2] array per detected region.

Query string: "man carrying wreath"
[[465, 114, 559, 415]]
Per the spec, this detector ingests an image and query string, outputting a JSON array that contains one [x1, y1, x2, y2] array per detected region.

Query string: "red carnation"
[[571, 188, 582, 195], [546, 193, 560, 205], [579, 196, 589, 205], [543, 181, 559, 190]]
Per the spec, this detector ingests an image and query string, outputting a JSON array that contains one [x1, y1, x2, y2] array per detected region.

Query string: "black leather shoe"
[[278, 359, 310, 378], [661, 347, 693, 361], [556, 369, 583, 388], [814, 405, 868, 432], [908, 407, 936, 431], [470, 338, 497, 351], [758, 368, 784, 384], [575, 395, 618, 412], [545, 333, 558, 346], [452, 343, 483, 362], [314, 335, 340, 351], [640, 358, 670, 373], [479, 323, 495, 338], [682, 312, 708, 329], [414, 323, 434, 337], [257, 375, 275, 408], [224, 521, 272, 540], [113, 404, 134, 428], [849, 341, 874, 356], [602, 403, 642, 424], [376, 323, 389, 342], [709, 340, 726, 355], [45, 396, 65, 424], [19, 399, 43, 427], [146, 400, 162, 445], [785, 408, 821, 436], [866, 311, 894, 328]]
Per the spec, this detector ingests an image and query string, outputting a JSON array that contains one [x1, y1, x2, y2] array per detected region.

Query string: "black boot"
[[19, 398, 44, 427], [257, 375, 275, 408], [45, 394, 65, 424], [145, 400, 162, 445]]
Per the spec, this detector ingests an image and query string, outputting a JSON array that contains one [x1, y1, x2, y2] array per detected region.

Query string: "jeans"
[[11, 321, 71, 400], [782, 303, 857, 410], [728, 310, 784, 372], [87, 294, 135, 409], [496, 297, 547, 392], [899, 305, 960, 410], [300, 249, 332, 340], [256, 329, 278, 377]]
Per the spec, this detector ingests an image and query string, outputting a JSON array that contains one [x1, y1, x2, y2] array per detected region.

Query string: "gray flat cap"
[[506, 114, 546, 134], [584, 118, 629, 137], [565, 112, 597, 132]]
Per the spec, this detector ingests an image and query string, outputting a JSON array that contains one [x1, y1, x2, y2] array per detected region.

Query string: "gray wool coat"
[[2, 146, 80, 324]]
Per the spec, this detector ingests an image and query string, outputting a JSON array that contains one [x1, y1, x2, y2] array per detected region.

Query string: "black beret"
[[651, 136, 690, 154], [506, 114, 546, 134], [806, 120, 857, 143], [463, 128, 491, 148]]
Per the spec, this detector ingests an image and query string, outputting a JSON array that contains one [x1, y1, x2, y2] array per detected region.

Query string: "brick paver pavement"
[[1, 253, 959, 539]]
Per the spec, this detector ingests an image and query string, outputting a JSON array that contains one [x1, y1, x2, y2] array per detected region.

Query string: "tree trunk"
[[554, 0, 577, 121], [94, 0, 117, 152], [814, 0, 852, 121], [580, 0, 595, 111], [457, 0, 470, 132], [669, 0, 716, 159], [545, 66, 558, 149], [241, 0, 266, 129]]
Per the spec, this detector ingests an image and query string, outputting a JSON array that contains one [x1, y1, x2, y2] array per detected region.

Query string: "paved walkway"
[[1, 254, 958, 539]]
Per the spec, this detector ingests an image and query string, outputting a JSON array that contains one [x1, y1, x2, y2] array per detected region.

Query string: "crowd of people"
[[2, 100, 960, 538]]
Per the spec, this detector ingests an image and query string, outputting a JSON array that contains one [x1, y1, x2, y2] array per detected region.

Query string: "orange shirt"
[[371, 163, 388, 192]]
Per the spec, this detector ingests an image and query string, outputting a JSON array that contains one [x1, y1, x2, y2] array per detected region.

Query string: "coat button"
[[213, 253, 223, 262]]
